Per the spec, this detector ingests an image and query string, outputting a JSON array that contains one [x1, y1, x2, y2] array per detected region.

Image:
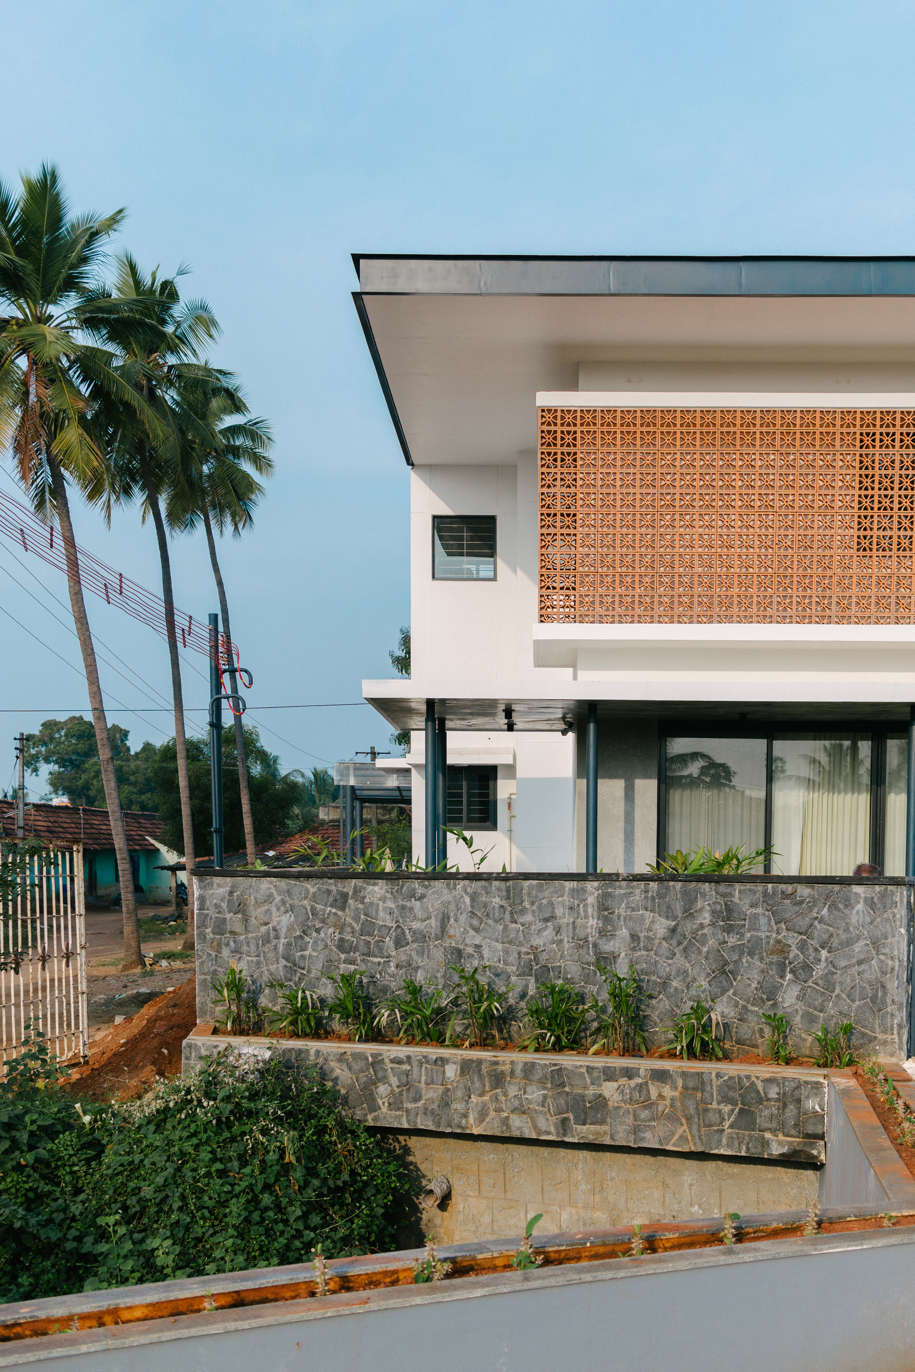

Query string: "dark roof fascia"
[[352, 253, 915, 298], [352, 291, 414, 467]]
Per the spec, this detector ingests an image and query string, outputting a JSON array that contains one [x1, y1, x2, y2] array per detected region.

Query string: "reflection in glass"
[[665, 737, 766, 857], [885, 736, 906, 876], [771, 735, 871, 876]]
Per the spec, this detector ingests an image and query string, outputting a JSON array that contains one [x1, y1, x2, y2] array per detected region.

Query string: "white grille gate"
[[0, 842, 88, 1065]]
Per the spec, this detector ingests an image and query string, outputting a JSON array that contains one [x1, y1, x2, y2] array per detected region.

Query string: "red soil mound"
[[66, 977, 196, 1101]]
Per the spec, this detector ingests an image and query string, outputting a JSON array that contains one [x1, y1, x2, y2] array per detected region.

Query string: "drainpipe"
[[585, 702, 598, 874], [436, 717, 447, 868], [907, 706, 915, 1055], [425, 700, 437, 869]]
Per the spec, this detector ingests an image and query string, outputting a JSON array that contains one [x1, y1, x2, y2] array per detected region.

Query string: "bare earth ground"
[[85, 906, 194, 1036]]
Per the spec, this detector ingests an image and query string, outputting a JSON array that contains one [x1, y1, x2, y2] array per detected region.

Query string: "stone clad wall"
[[183, 1033, 827, 1166], [194, 872, 910, 1058]]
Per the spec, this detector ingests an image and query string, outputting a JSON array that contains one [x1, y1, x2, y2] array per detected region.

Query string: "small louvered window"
[[432, 516, 497, 580], [445, 767, 497, 829]]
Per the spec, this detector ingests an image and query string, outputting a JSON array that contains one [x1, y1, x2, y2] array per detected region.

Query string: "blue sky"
[[3, 0, 915, 794]]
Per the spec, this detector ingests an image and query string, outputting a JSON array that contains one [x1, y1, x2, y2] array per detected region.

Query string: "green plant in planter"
[[212, 965, 264, 1035], [450, 964, 512, 1046], [589, 962, 650, 1056], [761, 1010, 791, 1064], [648, 845, 773, 876], [814, 1021, 855, 1067], [269, 985, 324, 1038], [667, 996, 725, 1060], [413, 1236, 452, 1283], [510, 1213, 544, 1270], [376, 980, 455, 1045], [326, 970, 375, 1041], [521, 981, 590, 1052]]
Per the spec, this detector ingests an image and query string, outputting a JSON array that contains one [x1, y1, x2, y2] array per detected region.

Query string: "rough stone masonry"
[[194, 871, 910, 1059]]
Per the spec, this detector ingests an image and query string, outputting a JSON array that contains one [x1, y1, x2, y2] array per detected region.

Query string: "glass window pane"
[[665, 737, 766, 859], [445, 766, 495, 828], [433, 516, 496, 580], [771, 734, 871, 876], [885, 735, 907, 876]]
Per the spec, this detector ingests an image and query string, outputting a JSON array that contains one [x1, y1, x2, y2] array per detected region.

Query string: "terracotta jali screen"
[[538, 407, 915, 624]]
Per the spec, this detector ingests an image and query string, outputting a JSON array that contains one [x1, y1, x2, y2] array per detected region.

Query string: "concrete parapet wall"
[[194, 871, 910, 1058]]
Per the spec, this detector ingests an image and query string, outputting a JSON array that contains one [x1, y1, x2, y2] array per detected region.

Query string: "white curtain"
[[884, 736, 907, 877], [771, 736, 871, 876], [667, 787, 765, 855]]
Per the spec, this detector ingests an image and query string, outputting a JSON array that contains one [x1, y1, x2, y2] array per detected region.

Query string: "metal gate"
[[0, 842, 88, 1065]]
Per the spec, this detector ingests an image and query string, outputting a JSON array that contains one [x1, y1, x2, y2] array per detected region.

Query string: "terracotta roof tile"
[[0, 801, 164, 851]]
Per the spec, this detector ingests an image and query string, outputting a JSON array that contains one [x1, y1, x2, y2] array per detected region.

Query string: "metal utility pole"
[[14, 733, 25, 839], [209, 613, 224, 869]]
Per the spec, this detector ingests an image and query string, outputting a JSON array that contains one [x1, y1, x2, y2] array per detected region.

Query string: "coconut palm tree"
[[167, 373, 272, 864], [0, 165, 155, 969], [90, 255, 218, 944]]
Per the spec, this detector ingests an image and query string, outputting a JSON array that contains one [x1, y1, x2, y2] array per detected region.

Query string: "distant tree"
[[25, 717, 159, 811], [153, 725, 305, 854], [389, 627, 411, 752]]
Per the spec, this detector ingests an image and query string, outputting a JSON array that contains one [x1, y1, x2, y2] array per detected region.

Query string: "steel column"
[[585, 702, 598, 874], [425, 700, 437, 868], [907, 706, 915, 880], [436, 717, 448, 866], [344, 786, 355, 864], [208, 613, 224, 869], [354, 797, 364, 859]]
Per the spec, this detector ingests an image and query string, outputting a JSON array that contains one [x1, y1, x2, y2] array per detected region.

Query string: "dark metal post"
[[425, 700, 437, 868], [436, 717, 447, 866], [354, 796, 364, 860], [585, 702, 598, 874], [907, 706, 915, 880], [209, 613, 224, 869], [344, 785, 354, 864]]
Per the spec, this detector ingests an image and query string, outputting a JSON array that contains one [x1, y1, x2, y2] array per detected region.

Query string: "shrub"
[[761, 1010, 791, 1064], [0, 1046, 417, 1302], [376, 980, 455, 1044], [667, 997, 726, 1060], [269, 985, 324, 1037], [450, 965, 511, 1047], [648, 845, 772, 876], [326, 970, 375, 1041], [589, 963, 650, 1056], [212, 965, 264, 1034], [814, 1021, 855, 1067], [521, 981, 590, 1052]]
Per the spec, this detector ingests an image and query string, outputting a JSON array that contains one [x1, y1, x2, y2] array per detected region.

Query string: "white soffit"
[[360, 293, 915, 467]]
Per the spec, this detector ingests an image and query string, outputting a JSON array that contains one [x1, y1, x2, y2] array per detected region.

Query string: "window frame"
[[445, 764, 497, 831], [431, 515, 498, 582], [658, 720, 893, 874]]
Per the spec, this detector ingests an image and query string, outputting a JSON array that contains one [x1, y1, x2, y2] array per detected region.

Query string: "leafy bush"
[[212, 965, 264, 1034], [814, 1021, 855, 1067], [269, 984, 324, 1037], [326, 970, 375, 1041], [648, 845, 772, 876], [0, 1043, 417, 1302], [590, 963, 649, 1056], [761, 1010, 791, 1064], [376, 980, 455, 1044], [667, 996, 726, 1060], [521, 981, 590, 1052], [450, 964, 511, 1047]]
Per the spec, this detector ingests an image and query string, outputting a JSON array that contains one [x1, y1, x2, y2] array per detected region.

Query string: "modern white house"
[[356, 255, 915, 876]]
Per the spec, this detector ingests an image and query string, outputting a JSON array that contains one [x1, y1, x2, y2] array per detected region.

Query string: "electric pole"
[[14, 733, 25, 839]]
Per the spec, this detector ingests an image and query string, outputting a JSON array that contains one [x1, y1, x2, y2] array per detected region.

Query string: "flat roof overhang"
[[363, 685, 910, 734], [352, 254, 915, 468]]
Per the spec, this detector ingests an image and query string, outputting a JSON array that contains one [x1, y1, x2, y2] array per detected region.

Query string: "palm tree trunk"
[[143, 468, 197, 949], [203, 507, 256, 863], [48, 458, 143, 970]]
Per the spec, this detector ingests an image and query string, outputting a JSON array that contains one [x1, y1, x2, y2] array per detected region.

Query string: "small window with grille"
[[432, 515, 497, 580], [445, 766, 497, 829]]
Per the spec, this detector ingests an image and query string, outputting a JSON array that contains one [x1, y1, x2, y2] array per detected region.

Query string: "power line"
[[0, 702, 369, 712], [0, 546, 210, 742]]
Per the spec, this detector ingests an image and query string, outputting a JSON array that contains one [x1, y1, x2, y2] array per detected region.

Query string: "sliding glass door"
[[663, 728, 898, 876]]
